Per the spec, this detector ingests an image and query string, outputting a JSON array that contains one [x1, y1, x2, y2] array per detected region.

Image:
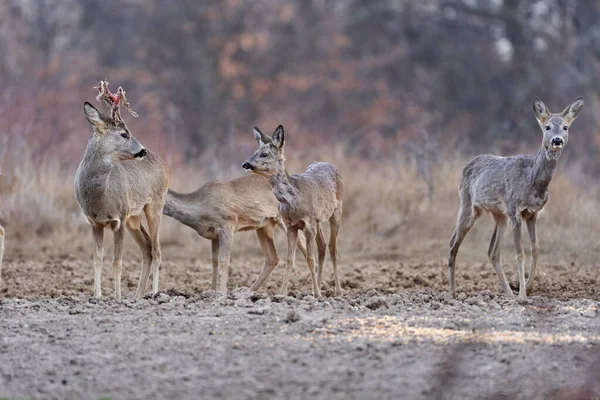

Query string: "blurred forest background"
[[2, 0, 600, 166], [1, 0, 600, 255]]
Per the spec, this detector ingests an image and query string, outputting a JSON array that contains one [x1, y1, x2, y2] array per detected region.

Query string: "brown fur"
[[163, 174, 308, 294], [74, 86, 169, 300], [243, 125, 344, 298]]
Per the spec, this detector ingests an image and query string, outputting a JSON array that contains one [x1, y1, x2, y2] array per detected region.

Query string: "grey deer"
[[164, 175, 308, 294], [448, 97, 584, 299], [242, 125, 344, 298], [75, 81, 169, 300]]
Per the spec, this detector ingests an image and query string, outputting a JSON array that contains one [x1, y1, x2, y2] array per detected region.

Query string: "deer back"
[[200, 175, 280, 230], [285, 162, 343, 222]]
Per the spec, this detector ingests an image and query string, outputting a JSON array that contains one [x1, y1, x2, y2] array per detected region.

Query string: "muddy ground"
[[1, 242, 600, 399]]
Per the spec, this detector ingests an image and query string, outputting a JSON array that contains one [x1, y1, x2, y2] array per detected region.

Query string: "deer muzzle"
[[242, 161, 254, 171], [134, 148, 147, 159], [550, 137, 564, 150]]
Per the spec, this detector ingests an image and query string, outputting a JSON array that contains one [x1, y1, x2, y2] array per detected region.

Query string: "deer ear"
[[561, 97, 584, 123], [272, 125, 285, 149], [253, 126, 271, 145], [83, 102, 108, 130], [533, 97, 550, 123]]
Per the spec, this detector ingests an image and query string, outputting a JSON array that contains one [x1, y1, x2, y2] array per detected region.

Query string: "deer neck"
[[530, 146, 560, 193], [79, 143, 116, 182], [74, 144, 121, 211], [267, 163, 298, 208]]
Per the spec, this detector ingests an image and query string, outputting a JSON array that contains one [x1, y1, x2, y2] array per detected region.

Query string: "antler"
[[94, 80, 138, 122]]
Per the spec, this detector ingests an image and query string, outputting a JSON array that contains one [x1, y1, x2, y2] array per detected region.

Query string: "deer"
[[242, 125, 344, 298], [163, 175, 308, 294], [448, 97, 584, 300], [75, 81, 169, 300]]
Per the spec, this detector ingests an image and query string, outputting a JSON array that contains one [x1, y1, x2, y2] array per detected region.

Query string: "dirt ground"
[[1, 240, 600, 399]]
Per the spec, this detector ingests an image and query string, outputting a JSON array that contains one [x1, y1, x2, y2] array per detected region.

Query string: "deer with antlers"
[[75, 81, 169, 300]]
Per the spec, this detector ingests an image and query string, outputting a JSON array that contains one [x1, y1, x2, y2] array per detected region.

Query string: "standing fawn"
[[75, 81, 169, 300], [242, 125, 344, 298], [448, 97, 584, 299], [163, 174, 307, 294]]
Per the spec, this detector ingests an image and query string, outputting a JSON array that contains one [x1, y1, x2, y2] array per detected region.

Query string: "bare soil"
[[1, 244, 599, 399]]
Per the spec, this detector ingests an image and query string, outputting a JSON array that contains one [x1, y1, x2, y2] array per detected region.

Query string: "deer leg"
[[277, 218, 308, 263], [525, 215, 538, 295], [111, 222, 125, 301], [487, 224, 498, 259], [217, 229, 233, 294], [510, 215, 527, 300], [126, 216, 152, 299], [210, 238, 220, 291], [141, 224, 154, 294], [303, 224, 322, 299], [448, 205, 478, 298], [92, 223, 104, 298], [315, 222, 327, 288], [250, 225, 279, 292], [329, 208, 343, 296], [296, 230, 308, 263], [488, 214, 513, 298], [281, 228, 299, 296], [145, 205, 163, 296]]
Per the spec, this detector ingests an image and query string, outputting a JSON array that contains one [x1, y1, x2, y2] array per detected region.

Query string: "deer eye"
[[545, 126, 551, 131], [563, 126, 568, 131], [260, 153, 268, 158], [121, 133, 129, 139]]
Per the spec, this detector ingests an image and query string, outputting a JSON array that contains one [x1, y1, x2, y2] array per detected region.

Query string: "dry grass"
[[1, 142, 600, 267]]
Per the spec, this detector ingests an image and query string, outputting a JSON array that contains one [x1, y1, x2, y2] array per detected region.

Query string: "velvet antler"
[[94, 80, 138, 122]]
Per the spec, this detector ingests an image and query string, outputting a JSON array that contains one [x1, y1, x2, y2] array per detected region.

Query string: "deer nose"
[[134, 148, 147, 158], [551, 137, 564, 147], [242, 162, 253, 171]]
